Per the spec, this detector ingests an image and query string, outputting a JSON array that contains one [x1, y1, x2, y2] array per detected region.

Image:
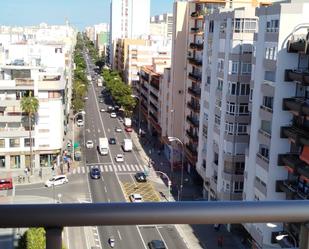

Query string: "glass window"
[[237, 123, 247, 134], [238, 104, 249, 115], [10, 155, 21, 169], [9, 138, 20, 148], [227, 102, 236, 114], [241, 63, 252, 74], [0, 156, 5, 168], [0, 139, 5, 148], [231, 62, 238, 74], [24, 138, 35, 147], [263, 96, 273, 109], [215, 115, 221, 126]]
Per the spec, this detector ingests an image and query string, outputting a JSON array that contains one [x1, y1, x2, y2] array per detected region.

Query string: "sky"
[[0, 0, 173, 30]]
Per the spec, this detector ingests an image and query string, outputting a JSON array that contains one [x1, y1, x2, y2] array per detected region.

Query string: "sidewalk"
[[131, 126, 249, 249]]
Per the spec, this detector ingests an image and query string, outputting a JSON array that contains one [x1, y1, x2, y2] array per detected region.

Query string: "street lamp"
[[153, 170, 172, 202], [267, 223, 297, 248], [72, 111, 86, 162], [168, 136, 184, 201]]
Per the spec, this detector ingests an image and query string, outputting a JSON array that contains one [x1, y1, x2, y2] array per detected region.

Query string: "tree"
[[20, 92, 39, 173]]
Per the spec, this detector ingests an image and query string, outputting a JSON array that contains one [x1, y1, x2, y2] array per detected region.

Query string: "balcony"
[[281, 126, 309, 146], [283, 97, 309, 116], [140, 73, 149, 82], [188, 87, 201, 98], [190, 11, 203, 19], [190, 27, 204, 35], [278, 153, 307, 169], [188, 57, 203, 67], [187, 101, 200, 113], [188, 72, 202, 82], [186, 129, 198, 142], [185, 143, 198, 162], [186, 115, 199, 128], [189, 43, 203, 51], [287, 37, 309, 54], [276, 180, 309, 200], [285, 69, 309, 86]]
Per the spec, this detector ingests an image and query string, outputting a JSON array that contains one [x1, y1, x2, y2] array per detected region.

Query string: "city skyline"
[[0, 0, 173, 30]]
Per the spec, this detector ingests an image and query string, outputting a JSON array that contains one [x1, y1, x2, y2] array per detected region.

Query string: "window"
[[235, 162, 245, 175], [225, 122, 234, 134], [10, 155, 20, 169], [206, 76, 211, 85], [231, 62, 238, 74], [241, 63, 252, 74], [215, 115, 221, 126], [240, 83, 250, 95], [229, 82, 237, 95], [218, 59, 224, 73], [217, 79, 223, 91], [213, 152, 219, 165], [237, 123, 247, 134], [234, 181, 244, 193], [239, 104, 249, 115], [227, 102, 236, 114], [215, 98, 221, 109], [203, 124, 208, 138], [9, 138, 20, 148], [259, 144, 269, 159], [24, 138, 35, 147], [0, 139, 5, 148], [266, 19, 279, 32], [263, 96, 273, 109]]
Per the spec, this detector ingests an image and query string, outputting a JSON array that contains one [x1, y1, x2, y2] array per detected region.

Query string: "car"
[[129, 193, 143, 203], [99, 99, 104, 103], [84, 96, 89, 100], [110, 112, 117, 118], [108, 106, 114, 112], [45, 175, 68, 187], [115, 154, 124, 162], [115, 127, 122, 133], [114, 105, 120, 111], [135, 172, 147, 182], [109, 138, 116, 144], [90, 167, 101, 179], [148, 240, 166, 249], [76, 119, 84, 127], [100, 108, 106, 112], [0, 178, 13, 190], [86, 140, 94, 149], [125, 127, 133, 132]]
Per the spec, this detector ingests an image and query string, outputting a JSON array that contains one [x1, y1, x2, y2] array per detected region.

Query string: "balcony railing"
[[188, 57, 203, 67], [188, 72, 202, 82], [287, 36, 309, 54], [190, 27, 203, 34], [260, 104, 273, 113], [189, 43, 203, 50], [281, 126, 309, 145], [186, 115, 199, 127], [283, 97, 309, 116], [185, 143, 198, 157], [186, 129, 199, 142], [188, 87, 201, 98], [190, 11, 203, 18], [278, 153, 307, 169], [285, 69, 309, 86], [187, 101, 200, 112], [277, 180, 309, 200]]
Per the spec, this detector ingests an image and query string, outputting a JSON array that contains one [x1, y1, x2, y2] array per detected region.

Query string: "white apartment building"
[[150, 13, 173, 40], [0, 25, 76, 175], [244, 1, 309, 248], [109, 0, 150, 66]]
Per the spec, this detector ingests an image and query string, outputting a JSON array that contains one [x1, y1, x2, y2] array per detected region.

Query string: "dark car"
[[90, 167, 101, 179], [135, 172, 147, 182], [109, 138, 116, 145], [148, 240, 166, 249]]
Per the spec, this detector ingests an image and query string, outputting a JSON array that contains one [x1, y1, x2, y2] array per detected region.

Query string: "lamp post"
[[154, 170, 172, 202], [168, 136, 184, 201], [267, 223, 298, 248], [72, 111, 86, 162]]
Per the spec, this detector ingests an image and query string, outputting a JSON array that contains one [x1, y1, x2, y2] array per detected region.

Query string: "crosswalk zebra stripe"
[[108, 165, 113, 171], [81, 167, 85, 174], [73, 168, 76, 174], [125, 165, 131, 171], [122, 165, 126, 171], [130, 165, 135, 171], [134, 164, 140, 171], [100, 165, 104, 172], [117, 165, 122, 171], [86, 167, 90, 173], [113, 165, 118, 172], [77, 167, 80, 174], [105, 165, 108, 172]]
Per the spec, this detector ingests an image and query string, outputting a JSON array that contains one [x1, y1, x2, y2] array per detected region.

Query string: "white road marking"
[[98, 129, 100, 133], [65, 228, 70, 249], [113, 165, 118, 172], [104, 186, 107, 193], [108, 165, 113, 171], [155, 226, 169, 249], [135, 164, 140, 171], [77, 167, 80, 174], [126, 165, 131, 171], [104, 165, 108, 172], [107, 198, 110, 202], [117, 229, 122, 240], [81, 167, 85, 174], [107, 128, 110, 132], [100, 165, 104, 172], [73, 168, 76, 174], [130, 165, 135, 171], [86, 167, 90, 173], [118, 165, 122, 171]]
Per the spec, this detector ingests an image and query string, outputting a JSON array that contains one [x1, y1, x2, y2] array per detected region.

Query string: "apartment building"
[[85, 23, 109, 57], [138, 58, 171, 138], [0, 25, 76, 174], [109, 0, 150, 66], [150, 13, 173, 40], [197, 5, 257, 202], [244, 1, 309, 248]]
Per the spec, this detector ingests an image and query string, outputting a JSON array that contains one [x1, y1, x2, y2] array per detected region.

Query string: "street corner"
[[120, 181, 160, 202]]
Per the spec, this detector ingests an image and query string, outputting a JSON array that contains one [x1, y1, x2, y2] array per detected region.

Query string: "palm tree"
[[20, 92, 39, 174]]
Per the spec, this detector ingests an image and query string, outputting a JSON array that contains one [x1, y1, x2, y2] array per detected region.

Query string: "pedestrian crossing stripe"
[[69, 164, 147, 174]]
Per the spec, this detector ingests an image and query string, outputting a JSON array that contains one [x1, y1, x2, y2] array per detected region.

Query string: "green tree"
[[20, 92, 39, 173]]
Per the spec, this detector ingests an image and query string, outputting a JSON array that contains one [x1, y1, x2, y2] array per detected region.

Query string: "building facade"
[[150, 13, 173, 40]]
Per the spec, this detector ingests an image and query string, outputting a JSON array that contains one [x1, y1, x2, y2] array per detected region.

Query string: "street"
[[9, 48, 188, 249]]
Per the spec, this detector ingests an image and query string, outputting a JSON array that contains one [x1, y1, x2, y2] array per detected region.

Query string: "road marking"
[[104, 186, 107, 193], [65, 228, 70, 249], [77, 167, 80, 174], [109, 165, 113, 171], [73, 168, 76, 174], [118, 165, 122, 171], [130, 165, 135, 171], [107, 128, 110, 132], [100, 165, 103, 172], [113, 165, 118, 172], [135, 164, 140, 171], [117, 230, 122, 240], [121, 164, 126, 171], [155, 225, 169, 249], [98, 129, 100, 133], [104, 165, 108, 172], [107, 198, 110, 202], [86, 167, 90, 173], [81, 167, 85, 174]]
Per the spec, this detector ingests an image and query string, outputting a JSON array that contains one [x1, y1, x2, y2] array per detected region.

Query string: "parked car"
[[90, 167, 101, 179], [86, 140, 94, 149], [76, 119, 84, 127], [148, 240, 166, 249], [135, 172, 147, 182], [0, 178, 13, 190], [129, 193, 143, 203], [100, 108, 106, 112], [45, 175, 68, 187], [109, 138, 116, 145], [99, 99, 104, 103], [110, 112, 117, 118], [115, 154, 124, 162], [115, 127, 122, 133]]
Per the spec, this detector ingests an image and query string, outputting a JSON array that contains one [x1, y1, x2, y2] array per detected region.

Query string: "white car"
[[115, 154, 124, 162], [86, 140, 94, 149], [76, 119, 84, 127], [129, 194, 143, 203], [115, 127, 122, 133], [84, 96, 89, 100], [100, 108, 106, 112], [99, 99, 104, 103], [45, 175, 68, 187], [110, 112, 117, 118]]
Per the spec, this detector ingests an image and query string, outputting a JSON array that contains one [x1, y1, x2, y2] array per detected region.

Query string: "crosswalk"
[[69, 164, 148, 175]]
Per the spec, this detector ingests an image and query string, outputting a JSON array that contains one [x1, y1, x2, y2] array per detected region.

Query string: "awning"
[[300, 145, 309, 165]]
